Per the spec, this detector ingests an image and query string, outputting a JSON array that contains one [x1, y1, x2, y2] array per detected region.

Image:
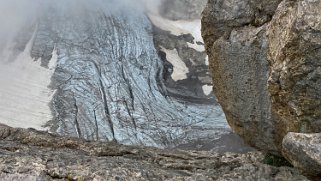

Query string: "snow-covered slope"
[[0, 30, 57, 130]]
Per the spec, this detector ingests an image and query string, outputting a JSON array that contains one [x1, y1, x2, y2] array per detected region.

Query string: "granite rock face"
[[0, 124, 308, 181], [268, 0, 321, 146], [282, 132, 321, 176], [202, 0, 321, 155]]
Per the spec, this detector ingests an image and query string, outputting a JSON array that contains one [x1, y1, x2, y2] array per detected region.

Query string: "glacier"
[[0, 0, 229, 149]]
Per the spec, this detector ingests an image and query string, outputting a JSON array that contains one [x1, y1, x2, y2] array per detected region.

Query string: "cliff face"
[[202, 0, 321, 175]]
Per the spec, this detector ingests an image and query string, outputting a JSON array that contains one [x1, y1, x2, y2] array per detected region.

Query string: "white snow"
[[187, 42, 205, 52], [148, 14, 205, 52], [0, 30, 57, 130], [160, 46, 189, 81], [205, 56, 209, 66], [202, 85, 213, 96]]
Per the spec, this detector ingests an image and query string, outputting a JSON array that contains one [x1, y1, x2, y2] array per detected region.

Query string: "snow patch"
[[149, 14, 205, 51], [187, 42, 205, 52], [0, 30, 57, 130], [202, 85, 213, 96], [160, 46, 189, 81], [205, 56, 209, 66], [173, 19, 203, 43]]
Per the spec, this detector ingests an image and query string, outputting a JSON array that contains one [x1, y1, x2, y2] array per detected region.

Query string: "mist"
[[0, 0, 163, 51]]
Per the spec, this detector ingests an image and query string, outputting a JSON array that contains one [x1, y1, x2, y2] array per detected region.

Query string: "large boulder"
[[282, 132, 321, 176], [268, 0, 321, 146], [202, 0, 321, 155], [202, 0, 282, 154]]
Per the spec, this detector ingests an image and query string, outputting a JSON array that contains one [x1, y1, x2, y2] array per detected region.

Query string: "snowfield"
[[0, 30, 57, 130]]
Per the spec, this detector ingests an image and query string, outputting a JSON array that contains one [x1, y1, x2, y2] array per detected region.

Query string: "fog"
[[0, 0, 162, 50]]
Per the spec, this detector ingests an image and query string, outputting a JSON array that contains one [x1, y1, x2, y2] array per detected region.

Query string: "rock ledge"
[[0, 124, 308, 180]]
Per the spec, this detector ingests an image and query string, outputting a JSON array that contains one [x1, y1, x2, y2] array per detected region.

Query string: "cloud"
[[0, 0, 162, 32], [141, 0, 163, 14]]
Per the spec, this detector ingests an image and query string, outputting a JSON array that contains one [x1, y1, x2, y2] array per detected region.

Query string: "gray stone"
[[209, 25, 278, 153], [202, 0, 282, 53], [202, 0, 282, 154], [202, 0, 321, 155], [268, 0, 321, 148], [0, 124, 308, 181], [283, 132, 321, 176]]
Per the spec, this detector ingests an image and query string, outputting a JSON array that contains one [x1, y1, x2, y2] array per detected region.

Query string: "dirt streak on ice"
[[0, 30, 57, 130]]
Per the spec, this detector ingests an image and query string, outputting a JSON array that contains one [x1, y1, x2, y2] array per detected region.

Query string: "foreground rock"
[[0, 124, 308, 181], [268, 0, 321, 146], [202, 0, 321, 154], [283, 133, 321, 176]]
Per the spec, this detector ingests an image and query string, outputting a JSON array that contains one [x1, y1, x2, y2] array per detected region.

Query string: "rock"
[[202, 0, 321, 154], [202, 0, 282, 154], [159, 0, 207, 20], [202, 0, 282, 53], [0, 125, 308, 180], [207, 24, 278, 153], [267, 0, 321, 146], [282, 132, 321, 176]]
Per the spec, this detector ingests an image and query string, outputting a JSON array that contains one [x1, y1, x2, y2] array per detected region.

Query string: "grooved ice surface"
[[0, 1, 228, 148]]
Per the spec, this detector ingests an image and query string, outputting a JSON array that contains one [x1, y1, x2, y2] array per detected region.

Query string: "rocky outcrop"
[[202, 0, 321, 155], [0, 124, 308, 180], [283, 132, 321, 176]]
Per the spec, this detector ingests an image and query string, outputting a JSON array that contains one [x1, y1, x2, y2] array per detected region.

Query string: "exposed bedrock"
[[202, 0, 321, 157], [0, 124, 309, 180]]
